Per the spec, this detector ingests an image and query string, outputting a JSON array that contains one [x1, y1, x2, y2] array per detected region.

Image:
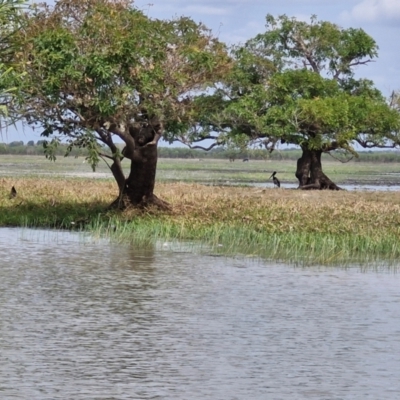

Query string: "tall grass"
[[2, 177, 400, 265], [87, 217, 400, 266]]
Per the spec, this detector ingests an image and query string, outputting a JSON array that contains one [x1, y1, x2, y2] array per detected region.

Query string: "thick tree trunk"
[[109, 122, 170, 210], [296, 146, 342, 190]]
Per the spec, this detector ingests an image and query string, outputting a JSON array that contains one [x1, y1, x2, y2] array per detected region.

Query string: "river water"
[[1, 228, 400, 399]]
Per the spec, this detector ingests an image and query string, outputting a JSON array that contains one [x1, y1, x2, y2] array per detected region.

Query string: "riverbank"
[[2, 177, 400, 265]]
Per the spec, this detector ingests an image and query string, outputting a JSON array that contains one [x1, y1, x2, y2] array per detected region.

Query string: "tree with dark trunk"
[[9, 0, 231, 208], [108, 121, 168, 209], [196, 14, 400, 189], [296, 147, 340, 190]]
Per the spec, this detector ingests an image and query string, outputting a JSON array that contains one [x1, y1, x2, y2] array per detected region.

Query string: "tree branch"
[[98, 152, 114, 160], [187, 142, 220, 151], [355, 139, 398, 149], [326, 151, 354, 163]]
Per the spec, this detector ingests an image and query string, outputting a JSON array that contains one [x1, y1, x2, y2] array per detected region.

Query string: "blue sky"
[[3, 0, 400, 143], [134, 0, 400, 94]]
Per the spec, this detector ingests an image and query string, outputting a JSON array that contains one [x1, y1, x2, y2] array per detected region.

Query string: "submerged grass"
[[1, 177, 400, 265]]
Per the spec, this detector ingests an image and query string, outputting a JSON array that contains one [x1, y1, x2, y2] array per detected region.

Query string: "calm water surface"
[[1, 228, 400, 399], [255, 182, 400, 191]]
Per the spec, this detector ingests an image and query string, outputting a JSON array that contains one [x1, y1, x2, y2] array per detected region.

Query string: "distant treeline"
[[2, 141, 400, 163], [160, 147, 400, 163], [0, 141, 87, 157]]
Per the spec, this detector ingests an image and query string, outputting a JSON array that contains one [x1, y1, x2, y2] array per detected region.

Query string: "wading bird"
[[269, 171, 280, 188], [9, 186, 17, 198]]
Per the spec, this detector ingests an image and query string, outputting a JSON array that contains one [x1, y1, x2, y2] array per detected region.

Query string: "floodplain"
[[3, 155, 400, 399], [2, 154, 400, 265]]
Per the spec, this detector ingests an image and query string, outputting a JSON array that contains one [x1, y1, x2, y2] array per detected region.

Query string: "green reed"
[[86, 215, 400, 266], [2, 176, 400, 266]]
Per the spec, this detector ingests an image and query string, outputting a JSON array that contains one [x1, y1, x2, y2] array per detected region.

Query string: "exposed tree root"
[[299, 182, 342, 190], [108, 193, 171, 211], [296, 147, 343, 191]]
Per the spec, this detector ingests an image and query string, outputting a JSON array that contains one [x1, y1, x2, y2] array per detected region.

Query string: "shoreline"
[[2, 177, 400, 266]]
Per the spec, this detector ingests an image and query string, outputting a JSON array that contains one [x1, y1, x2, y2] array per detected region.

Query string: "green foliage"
[[65, 132, 102, 171], [203, 14, 400, 156], [0, 0, 26, 59], [0, 0, 26, 123], [6, 5, 400, 185], [43, 137, 60, 161], [9, 0, 231, 160], [8, 140, 23, 146], [258, 14, 378, 75]]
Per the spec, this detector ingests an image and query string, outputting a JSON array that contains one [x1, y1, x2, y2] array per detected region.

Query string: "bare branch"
[[191, 135, 219, 143], [326, 151, 354, 163], [188, 142, 220, 151], [355, 139, 398, 149], [98, 152, 114, 160]]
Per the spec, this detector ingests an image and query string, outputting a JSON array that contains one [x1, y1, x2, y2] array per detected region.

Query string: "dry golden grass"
[[2, 177, 400, 264], [158, 182, 400, 236], [0, 177, 115, 205], [2, 177, 400, 236]]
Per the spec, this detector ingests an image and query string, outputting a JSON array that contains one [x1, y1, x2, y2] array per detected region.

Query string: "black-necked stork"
[[269, 171, 280, 188]]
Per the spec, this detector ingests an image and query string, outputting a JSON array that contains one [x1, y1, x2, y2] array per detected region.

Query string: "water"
[[1, 228, 400, 399], [252, 182, 400, 191]]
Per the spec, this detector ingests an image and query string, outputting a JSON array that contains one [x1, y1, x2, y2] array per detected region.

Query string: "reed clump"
[[1, 177, 400, 265]]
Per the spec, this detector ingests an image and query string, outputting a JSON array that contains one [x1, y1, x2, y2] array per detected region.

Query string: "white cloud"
[[342, 0, 400, 23]]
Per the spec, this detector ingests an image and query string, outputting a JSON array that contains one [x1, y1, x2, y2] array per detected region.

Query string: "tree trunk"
[[109, 123, 171, 210], [296, 146, 342, 190]]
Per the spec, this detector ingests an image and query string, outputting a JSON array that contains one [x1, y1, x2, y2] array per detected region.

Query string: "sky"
[[3, 0, 400, 143]]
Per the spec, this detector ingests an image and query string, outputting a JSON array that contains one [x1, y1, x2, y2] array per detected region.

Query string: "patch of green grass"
[[86, 215, 400, 266], [2, 171, 400, 266]]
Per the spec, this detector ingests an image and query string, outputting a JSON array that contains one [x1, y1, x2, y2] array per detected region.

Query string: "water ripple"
[[1, 228, 400, 399]]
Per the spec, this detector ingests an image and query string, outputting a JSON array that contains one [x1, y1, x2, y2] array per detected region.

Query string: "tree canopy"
[[196, 14, 400, 188], [8, 0, 232, 207], [0, 0, 26, 121], [10, 0, 231, 164], [7, 6, 400, 200]]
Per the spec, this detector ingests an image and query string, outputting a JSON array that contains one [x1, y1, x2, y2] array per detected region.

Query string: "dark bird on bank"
[[242, 158, 249, 162], [9, 186, 17, 198], [269, 171, 280, 188]]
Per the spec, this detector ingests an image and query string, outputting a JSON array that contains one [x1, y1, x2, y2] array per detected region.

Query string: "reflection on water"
[[1, 228, 400, 399]]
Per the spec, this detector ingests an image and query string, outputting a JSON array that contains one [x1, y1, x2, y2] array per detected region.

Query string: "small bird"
[[9, 186, 17, 198], [269, 171, 280, 188]]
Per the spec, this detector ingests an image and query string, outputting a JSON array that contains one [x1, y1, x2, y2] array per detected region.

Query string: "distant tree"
[[9, 140, 23, 146], [10, 0, 230, 208], [196, 15, 400, 189], [27, 140, 35, 146]]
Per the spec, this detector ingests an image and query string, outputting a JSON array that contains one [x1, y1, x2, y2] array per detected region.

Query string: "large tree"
[[0, 0, 26, 121], [197, 15, 400, 189], [10, 0, 230, 208]]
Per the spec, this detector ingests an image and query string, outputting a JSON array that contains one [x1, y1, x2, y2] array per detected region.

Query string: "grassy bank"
[[1, 176, 400, 266]]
